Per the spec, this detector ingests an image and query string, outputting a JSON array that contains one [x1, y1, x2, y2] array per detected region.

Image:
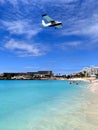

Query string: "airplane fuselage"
[[49, 22, 62, 27], [42, 19, 62, 28], [42, 14, 62, 28]]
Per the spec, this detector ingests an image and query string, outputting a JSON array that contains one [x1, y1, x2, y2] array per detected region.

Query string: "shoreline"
[[0, 77, 98, 94], [68, 77, 98, 94]]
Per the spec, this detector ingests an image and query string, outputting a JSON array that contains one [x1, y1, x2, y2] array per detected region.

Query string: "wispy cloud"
[[55, 41, 82, 51], [0, 47, 4, 50], [24, 66, 40, 69], [56, 39, 98, 51], [0, 0, 5, 3], [64, 17, 98, 39], [0, 0, 78, 5], [0, 0, 28, 5], [2, 20, 42, 37], [55, 1, 98, 50], [1, 0, 98, 52], [4, 39, 47, 57]]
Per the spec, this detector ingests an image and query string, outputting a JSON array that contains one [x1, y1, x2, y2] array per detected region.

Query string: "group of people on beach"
[[69, 81, 81, 85]]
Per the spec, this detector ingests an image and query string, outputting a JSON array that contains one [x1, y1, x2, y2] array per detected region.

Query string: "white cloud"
[[84, 23, 98, 41], [4, 39, 46, 57], [1, 0, 98, 51], [38, 0, 77, 3], [60, 1, 98, 35], [68, 41, 81, 47], [0, 0, 5, 3], [0, 0, 77, 5], [60, 12, 98, 50], [2, 20, 42, 37], [0, 0, 18, 6], [24, 66, 40, 69], [56, 38, 98, 51], [56, 41, 82, 51], [0, 47, 4, 50], [0, 0, 25, 5]]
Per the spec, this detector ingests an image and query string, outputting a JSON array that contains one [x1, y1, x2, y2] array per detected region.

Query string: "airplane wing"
[[42, 14, 54, 22]]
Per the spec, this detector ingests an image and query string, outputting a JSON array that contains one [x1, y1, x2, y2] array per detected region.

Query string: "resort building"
[[82, 66, 98, 77]]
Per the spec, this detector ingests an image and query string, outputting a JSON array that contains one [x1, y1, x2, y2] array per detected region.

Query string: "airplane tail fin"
[[42, 20, 48, 27]]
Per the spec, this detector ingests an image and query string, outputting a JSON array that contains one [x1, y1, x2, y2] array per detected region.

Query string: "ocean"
[[0, 80, 98, 130]]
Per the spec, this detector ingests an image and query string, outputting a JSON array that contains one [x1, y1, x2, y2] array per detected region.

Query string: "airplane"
[[42, 14, 62, 28]]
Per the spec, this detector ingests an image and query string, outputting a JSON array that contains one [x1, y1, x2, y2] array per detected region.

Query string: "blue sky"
[[0, 0, 98, 74]]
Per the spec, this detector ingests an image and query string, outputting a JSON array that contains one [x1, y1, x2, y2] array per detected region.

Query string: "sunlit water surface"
[[0, 80, 98, 130]]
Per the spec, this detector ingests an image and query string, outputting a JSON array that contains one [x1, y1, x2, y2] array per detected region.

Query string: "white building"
[[82, 66, 98, 77]]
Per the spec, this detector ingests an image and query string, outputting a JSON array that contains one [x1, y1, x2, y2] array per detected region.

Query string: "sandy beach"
[[89, 79, 98, 94]]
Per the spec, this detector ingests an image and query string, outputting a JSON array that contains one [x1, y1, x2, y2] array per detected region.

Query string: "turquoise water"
[[0, 80, 98, 130]]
